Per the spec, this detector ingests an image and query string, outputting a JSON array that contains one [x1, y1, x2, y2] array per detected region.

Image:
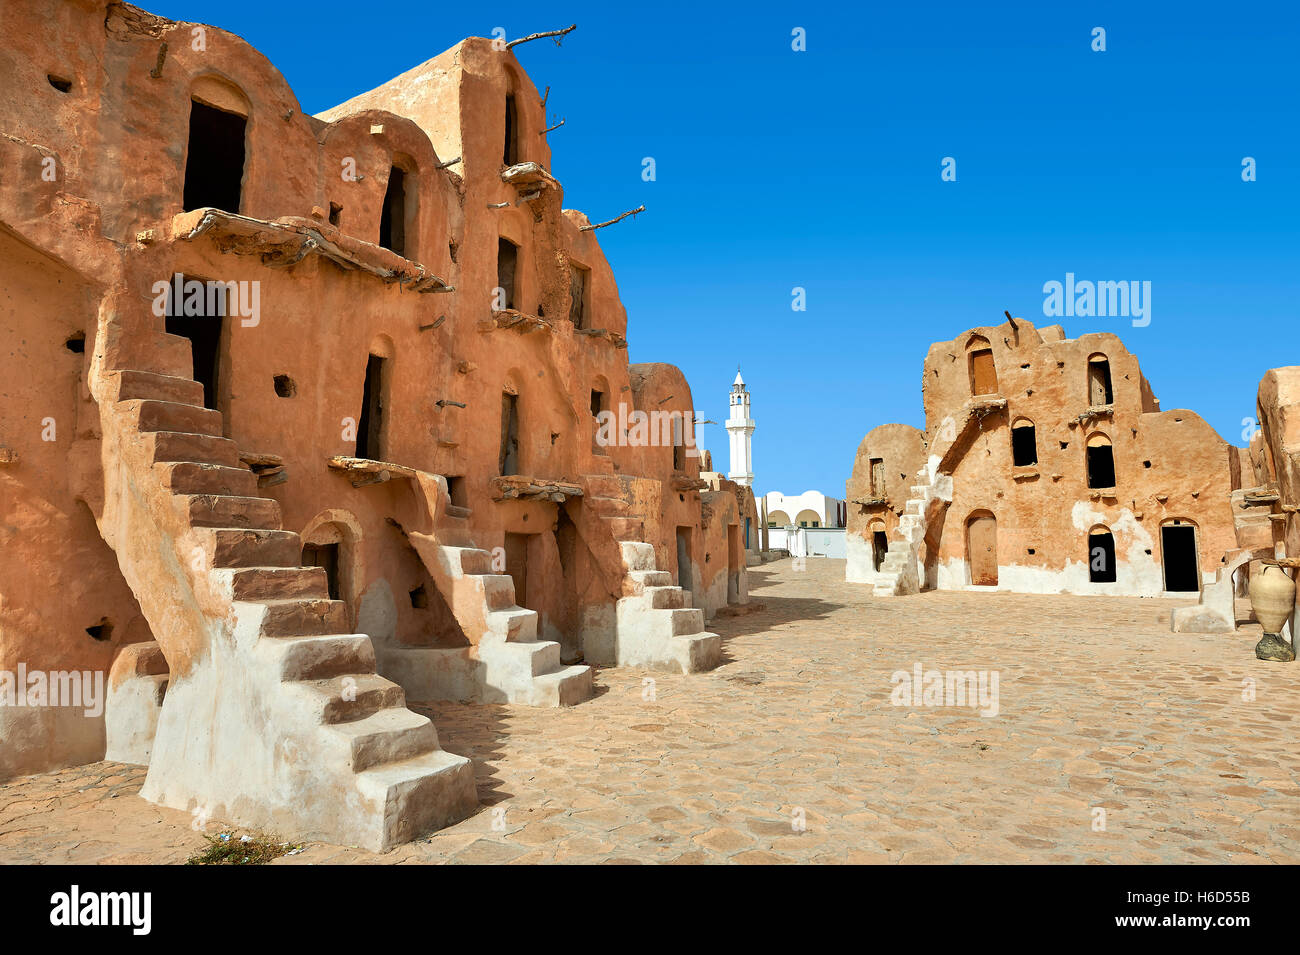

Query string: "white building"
[[760, 490, 848, 559], [761, 490, 846, 529], [725, 370, 754, 486]]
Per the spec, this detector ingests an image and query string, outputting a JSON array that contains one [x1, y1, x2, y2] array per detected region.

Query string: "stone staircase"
[[614, 542, 721, 673], [871, 466, 948, 596], [90, 328, 475, 849], [574, 463, 720, 671], [871, 397, 1002, 597], [398, 476, 592, 707]]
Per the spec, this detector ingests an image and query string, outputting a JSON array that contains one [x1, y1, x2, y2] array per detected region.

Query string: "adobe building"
[[1171, 366, 1300, 638], [699, 449, 762, 570], [847, 316, 1241, 599], [0, 0, 748, 848]]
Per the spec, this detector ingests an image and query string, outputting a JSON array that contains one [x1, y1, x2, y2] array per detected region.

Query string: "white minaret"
[[726, 369, 754, 486]]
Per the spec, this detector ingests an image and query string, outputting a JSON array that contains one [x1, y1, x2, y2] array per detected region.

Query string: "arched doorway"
[[966, 510, 998, 586], [869, 519, 888, 572], [1088, 525, 1117, 583], [300, 509, 364, 624]]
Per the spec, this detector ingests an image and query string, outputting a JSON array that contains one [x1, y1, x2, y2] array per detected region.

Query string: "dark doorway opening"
[[379, 166, 407, 257], [727, 524, 741, 603], [1088, 530, 1116, 583], [1086, 442, 1116, 488], [183, 99, 246, 213], [671, 415, 687, 471], [873, 530, 888, 572], [356, 354, 387, 460], [302, 542, 341, 600], [165, 274, 224, 411], [590, 389, 607, 455], [1012, 422, 1038, 466], [676, 526, 694, 596], [554, 504, 583, 663], [499, 392, 520, 475], [445, 475, 467, 508], [504, 94, 518, 165], [497, 238, 518, 310], [1162, 523, 1200, 592]]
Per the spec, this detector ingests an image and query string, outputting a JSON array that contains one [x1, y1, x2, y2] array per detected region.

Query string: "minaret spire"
[[726, 369, 754, 486]]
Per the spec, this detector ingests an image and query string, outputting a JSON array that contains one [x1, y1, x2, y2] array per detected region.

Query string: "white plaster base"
[[377, 640, 591, 708]]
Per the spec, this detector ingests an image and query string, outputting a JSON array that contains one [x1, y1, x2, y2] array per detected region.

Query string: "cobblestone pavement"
[[3, 558, 1297, 864]]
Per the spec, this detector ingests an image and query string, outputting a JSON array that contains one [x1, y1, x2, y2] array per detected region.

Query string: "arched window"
[[1088, 525, 1116, 582], [497, 237, 519, 310], [1087, 353, 1114, 406], [379, 155, 417, 259], [500, 389, 520, 475], [1011, 417, 1038, 466], [1086, 432, 1115, 489], [569, 259, 591, 328], [767, 509, 791, 527], [503, 69, 526, 166], [966, 335, 997, 395], [504, 93, 518, 165], [183, 76, 250, 213], [301, 509, 364, 619]]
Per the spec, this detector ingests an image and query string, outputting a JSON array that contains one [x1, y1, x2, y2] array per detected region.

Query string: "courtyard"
[[1, 558, 1295, 865]]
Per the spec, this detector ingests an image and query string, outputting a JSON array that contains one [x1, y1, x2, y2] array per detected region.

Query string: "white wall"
[[768, 526, 846, 558], [759, 490, 846, 528]]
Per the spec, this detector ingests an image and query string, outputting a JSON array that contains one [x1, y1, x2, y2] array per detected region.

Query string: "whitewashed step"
[[354, 749, 476, 849], [644, 586, 687, 609], [671, 632, 721, 673], [324, 706, 439, 771], [627, 569, 673, 593], [531, 665, 594, 707], [486, 606, 537, 641]]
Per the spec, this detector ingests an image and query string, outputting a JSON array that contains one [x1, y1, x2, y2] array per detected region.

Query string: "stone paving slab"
[[1, 558, 1295, 864]]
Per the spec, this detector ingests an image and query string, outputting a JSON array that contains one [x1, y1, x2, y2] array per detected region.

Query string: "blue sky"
[[152, 0, 1299, 497]]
